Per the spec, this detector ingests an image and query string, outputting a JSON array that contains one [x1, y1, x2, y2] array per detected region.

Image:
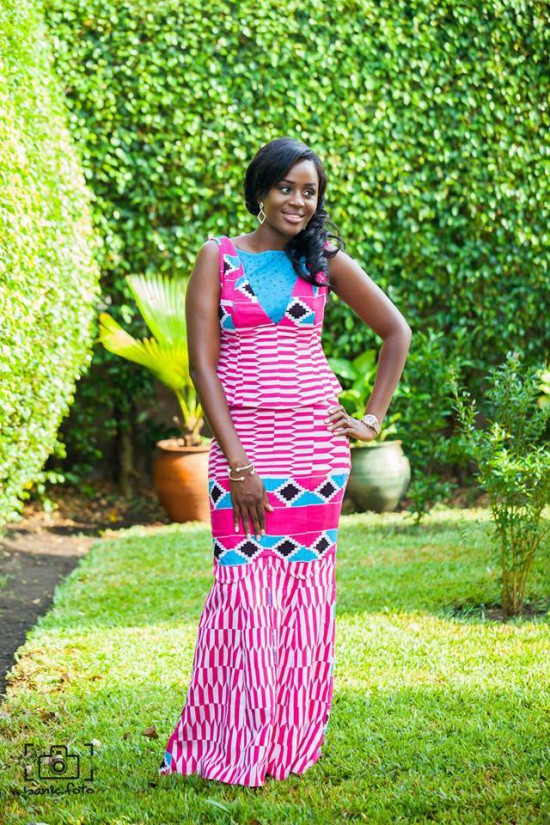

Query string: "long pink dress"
[[159, 235, 351, 786]]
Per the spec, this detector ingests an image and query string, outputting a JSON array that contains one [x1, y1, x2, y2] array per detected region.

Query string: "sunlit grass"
[[0, 506, 548, 824]]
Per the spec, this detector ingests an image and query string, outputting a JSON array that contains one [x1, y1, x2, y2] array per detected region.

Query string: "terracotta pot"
[[153, 438, 211, 523], [346, 440, 410, 513]]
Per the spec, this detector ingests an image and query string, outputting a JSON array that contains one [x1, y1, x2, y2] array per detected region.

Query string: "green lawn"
[[0, 507, 549, 824]]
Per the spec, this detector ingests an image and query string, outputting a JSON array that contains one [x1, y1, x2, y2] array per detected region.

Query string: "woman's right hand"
[[230, 468, 274, 541]]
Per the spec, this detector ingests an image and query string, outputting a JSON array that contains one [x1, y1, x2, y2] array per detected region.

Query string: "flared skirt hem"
[[159, 552, 337, 787], [158, 744, 323, 787]]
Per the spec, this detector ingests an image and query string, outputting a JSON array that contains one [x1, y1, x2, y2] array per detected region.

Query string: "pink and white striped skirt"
[[159, 402, 350, 786]]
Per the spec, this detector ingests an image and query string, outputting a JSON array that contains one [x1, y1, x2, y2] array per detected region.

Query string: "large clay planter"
[[346, 440, 410, 513], [153, 439, 211, 523]]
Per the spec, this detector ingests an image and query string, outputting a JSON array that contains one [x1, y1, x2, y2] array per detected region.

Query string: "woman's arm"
[[327, 248, 412, 424], [186, 240, 274, 539], [186, 240, 250, 471]]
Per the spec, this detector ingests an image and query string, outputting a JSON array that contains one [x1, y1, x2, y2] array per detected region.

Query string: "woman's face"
[[262, 159, 319, 235]]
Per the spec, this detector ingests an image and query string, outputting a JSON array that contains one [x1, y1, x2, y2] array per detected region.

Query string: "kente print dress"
[[159, 235, 351, 787]]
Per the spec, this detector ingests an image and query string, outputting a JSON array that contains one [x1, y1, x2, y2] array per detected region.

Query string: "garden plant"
[[451, 351, 550, 617], [99, 273, 208, 448]]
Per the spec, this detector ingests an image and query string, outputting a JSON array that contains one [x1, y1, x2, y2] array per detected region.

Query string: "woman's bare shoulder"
[[188, 239, 220, 289], [194, 238, 219, 262]]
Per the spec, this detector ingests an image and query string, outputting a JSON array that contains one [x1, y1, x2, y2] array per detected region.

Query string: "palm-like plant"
[[98, 274, 205, 446]]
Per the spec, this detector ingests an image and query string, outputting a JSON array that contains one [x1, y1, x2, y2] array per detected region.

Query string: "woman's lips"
[[282, 213, 304, 224]]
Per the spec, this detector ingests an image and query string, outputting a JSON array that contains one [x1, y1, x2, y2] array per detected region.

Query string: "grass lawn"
[[0, 506, 549, 824]]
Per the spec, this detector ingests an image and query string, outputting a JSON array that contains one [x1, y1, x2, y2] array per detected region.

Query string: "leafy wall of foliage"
[[0, 0, 101, 525], [41, 0, 549, 498]]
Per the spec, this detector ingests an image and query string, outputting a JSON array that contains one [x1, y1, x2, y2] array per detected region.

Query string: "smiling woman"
[[158, 136, 412, 788]]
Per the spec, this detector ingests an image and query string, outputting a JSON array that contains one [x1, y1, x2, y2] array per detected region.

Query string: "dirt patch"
[[0, 482, 170, 699], [449, 599, 550, 623]]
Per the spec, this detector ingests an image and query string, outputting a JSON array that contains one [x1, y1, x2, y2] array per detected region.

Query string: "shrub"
[[450, 351, 550, 616], [0, 0, 100, 526]]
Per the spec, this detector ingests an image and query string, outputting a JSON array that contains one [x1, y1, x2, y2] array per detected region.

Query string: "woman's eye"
[[280, 186, 316, 197]]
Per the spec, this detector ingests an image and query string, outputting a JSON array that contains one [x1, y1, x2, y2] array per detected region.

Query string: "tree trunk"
[[114, 405, 135, 497]]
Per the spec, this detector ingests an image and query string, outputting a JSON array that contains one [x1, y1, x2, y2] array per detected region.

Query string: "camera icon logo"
[[38, 745, 80, 780]]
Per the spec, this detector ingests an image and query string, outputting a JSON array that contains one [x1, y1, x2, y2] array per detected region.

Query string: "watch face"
[[362, 415, 379, 432]]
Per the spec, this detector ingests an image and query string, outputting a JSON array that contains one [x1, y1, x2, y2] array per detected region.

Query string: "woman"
[[159, 136, 412, 787]]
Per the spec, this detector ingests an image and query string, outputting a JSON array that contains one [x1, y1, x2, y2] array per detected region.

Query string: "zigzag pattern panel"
[[216, 326, 343, 407], [159, 551, 337, 786]]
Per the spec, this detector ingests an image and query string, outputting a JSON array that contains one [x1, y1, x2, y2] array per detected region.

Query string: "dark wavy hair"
[[243, 137, 345, 292]]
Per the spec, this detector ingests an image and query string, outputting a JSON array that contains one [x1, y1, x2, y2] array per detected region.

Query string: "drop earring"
[[257, 201, 266, 224]]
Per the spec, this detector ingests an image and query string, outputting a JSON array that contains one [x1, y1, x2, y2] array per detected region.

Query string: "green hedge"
[[41, 0, 549, 498], [0, 0, 101, 526]]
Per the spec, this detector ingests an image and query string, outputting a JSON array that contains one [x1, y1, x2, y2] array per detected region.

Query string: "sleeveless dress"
[[159, 235, 351, 787]]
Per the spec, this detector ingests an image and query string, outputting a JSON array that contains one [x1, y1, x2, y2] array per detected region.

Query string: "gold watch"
[[360, 413, 381, 436]]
